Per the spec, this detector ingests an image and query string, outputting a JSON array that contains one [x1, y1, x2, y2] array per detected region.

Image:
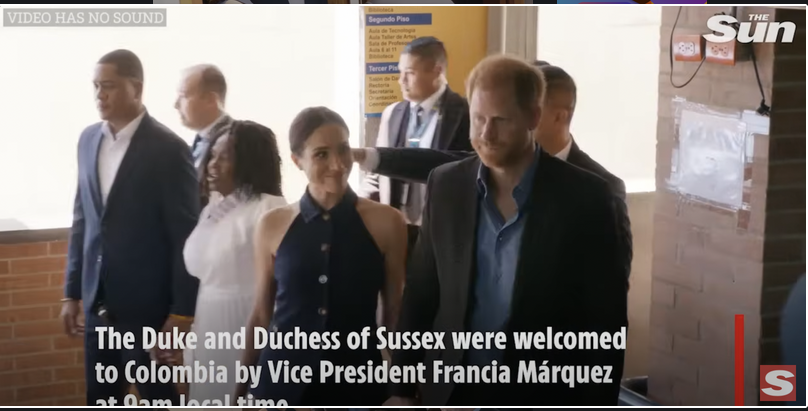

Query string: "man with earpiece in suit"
[[175, 64, 233, 207], [360, 36, 472, 256]]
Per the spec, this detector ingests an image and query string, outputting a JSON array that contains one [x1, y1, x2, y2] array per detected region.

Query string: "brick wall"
[[0, 237, 85, 406], [650, 6, 805, 406]]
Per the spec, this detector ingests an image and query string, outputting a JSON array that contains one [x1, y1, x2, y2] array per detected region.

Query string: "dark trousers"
[[84, 313, 179, 407]]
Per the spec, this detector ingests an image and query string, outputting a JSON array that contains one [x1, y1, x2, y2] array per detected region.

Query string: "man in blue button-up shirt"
[[389, 55, 628, 407], [466, 144, 540, 367]]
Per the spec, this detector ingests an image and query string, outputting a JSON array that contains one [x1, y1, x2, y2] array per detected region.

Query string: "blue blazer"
[[781, 275, 806, 406], [65, 112, 200, 328]]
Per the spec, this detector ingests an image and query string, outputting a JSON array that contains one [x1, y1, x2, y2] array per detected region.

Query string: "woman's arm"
[[380, 208, 408, 332], [236, 210, 280, 397]]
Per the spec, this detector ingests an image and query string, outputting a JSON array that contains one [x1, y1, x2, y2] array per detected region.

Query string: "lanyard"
[[407, 106, 438, 148]]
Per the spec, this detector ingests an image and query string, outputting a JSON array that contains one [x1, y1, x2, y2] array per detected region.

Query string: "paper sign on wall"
[[672, 109, 748, 210]]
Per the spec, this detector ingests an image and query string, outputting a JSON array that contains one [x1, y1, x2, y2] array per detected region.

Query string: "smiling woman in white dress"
[[182, 120, 287, 405]]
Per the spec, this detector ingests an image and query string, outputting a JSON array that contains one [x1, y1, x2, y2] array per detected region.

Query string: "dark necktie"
[[407, 106, 425, 148], [192, 134, 203, 150], [192, 135, 210, 169]]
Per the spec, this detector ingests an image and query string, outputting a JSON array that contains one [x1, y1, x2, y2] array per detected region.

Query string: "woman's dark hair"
[[202, 120, 283, 198], [288, 106, 349, 156]]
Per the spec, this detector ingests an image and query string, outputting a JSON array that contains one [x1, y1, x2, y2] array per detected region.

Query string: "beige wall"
[[624, 192, 655, 378]]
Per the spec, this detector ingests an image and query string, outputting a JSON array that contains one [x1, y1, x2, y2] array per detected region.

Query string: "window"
[[537, 6, 661, 193], [0, 6, 362, 232]]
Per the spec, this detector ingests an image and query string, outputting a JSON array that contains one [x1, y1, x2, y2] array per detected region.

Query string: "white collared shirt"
[[409, 82, 446, 112], [198, 113, 229, 141], [98, 110, 146, 205], [400, 83, 447, 224], [408, 83, 446, 150], [554, 138, 573, 161]]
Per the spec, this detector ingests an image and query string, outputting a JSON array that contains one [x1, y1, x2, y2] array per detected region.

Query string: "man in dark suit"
[[176, 64, 233, 206], [353, 61, 633, 280], [386, 55, 628, 406], [59, 49, 200, 405], [361, 36, 472, 253]]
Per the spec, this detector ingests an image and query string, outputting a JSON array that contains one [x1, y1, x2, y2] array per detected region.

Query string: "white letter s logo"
[[761, 370, 794, 397]]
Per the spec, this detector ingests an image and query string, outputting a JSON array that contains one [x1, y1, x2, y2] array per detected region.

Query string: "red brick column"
[[649, 6, 805, 406], [0, 235, 86, 406], [0, 232, 176, 406]]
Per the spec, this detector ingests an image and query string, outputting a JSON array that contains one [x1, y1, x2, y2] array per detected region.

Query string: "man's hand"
[[151, 315, 193, 365], [351, 148, 367, 164], [60, 299, 83, 337], [383, 396, 419, 406]]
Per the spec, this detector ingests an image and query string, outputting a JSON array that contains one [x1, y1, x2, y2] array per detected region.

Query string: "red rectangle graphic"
[[735, 314, 744, 406]]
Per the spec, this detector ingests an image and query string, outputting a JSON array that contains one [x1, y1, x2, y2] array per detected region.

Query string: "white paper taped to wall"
[[675, 109, 748, 210]]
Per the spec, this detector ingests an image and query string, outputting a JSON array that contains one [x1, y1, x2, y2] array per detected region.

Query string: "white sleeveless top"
[[183, 193, 287, 298]]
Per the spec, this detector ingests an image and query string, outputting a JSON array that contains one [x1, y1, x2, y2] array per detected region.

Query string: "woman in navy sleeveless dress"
[[236, 107, 408, 406]]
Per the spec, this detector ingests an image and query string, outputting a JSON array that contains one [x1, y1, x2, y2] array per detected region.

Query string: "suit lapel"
[[209, 114, 233, 139], [448, 159, 481, 326], [87, 128, 105, 218], [103, 115, 149, 216], [506, 150, 559, 327], [389, 101, 409, 148], [432, 88, 462, 150], [565, 140, 584, 164]]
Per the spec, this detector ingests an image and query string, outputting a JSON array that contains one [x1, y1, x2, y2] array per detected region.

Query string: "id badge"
[[400, 183, 409, 204]]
